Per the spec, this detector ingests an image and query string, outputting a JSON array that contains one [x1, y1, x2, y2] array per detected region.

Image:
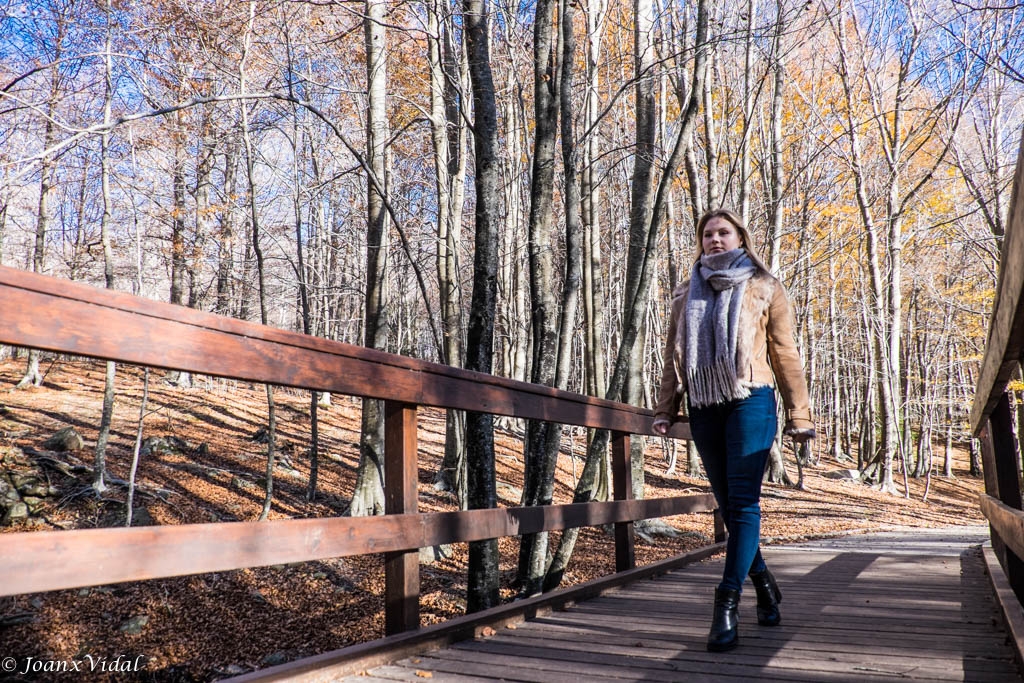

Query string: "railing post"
[[980, 423, 1009, 565], [988, 392, 1024, 603], [713, 509, 727, 543], [611, 430, 635, 572], [384, 401, 419, 635]]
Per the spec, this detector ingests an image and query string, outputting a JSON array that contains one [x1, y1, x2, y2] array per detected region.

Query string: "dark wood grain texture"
[[0, 494, 716, 596], [0, 265, 690, 438], [384, 402, 420, 635]]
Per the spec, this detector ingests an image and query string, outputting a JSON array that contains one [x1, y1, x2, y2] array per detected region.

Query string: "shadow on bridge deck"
[[349, 526, 1021, 682]]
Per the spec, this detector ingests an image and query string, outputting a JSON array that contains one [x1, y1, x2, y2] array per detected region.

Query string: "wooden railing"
[[972, 127, 1024, 605], [0, 264, 714, 639]]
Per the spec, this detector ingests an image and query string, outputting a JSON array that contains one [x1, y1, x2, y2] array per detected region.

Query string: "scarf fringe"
[[687, 356, 752, 408]]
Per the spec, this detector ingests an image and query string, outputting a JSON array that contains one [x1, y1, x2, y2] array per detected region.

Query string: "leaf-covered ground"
[[0, 359, 986, 681]]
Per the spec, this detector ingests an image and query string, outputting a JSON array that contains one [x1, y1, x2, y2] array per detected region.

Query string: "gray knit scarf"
[[683, 248, 758, 408]]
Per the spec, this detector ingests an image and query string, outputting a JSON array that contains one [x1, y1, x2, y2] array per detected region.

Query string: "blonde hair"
[[693, 208, 771, 273]]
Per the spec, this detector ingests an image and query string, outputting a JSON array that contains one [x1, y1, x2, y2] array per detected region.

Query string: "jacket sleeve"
[[765, 282, 814, 431], [654, 295, 684, 422]]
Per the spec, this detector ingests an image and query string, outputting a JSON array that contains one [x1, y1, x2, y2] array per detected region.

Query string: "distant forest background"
[[1, 0, 1022, 554]]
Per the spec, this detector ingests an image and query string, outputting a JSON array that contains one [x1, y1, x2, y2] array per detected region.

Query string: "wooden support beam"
[[713, 509, 727, 544], [989, 394, 1024, 604], [980, 423, 1009, 567], [611, 431, 635, 572], [980, 423, 1002, 499], [384, 402, 420, 635], [992, 393, 1024, 510]]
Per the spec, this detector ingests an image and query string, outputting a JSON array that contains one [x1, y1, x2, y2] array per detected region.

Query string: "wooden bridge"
[[338, 528, 1014, 683], [2, 135, 1024, 681]]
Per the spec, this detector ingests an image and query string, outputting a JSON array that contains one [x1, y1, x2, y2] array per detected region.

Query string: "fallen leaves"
[[0, 359, 988, 681]]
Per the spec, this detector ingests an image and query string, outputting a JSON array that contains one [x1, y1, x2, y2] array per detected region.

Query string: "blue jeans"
[[689, 385, 777, 593]]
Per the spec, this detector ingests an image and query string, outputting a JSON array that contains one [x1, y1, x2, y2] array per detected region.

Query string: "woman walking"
[[652, 208, 814, 652]]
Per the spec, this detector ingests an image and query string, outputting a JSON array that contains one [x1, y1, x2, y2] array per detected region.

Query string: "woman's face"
[[701, 217, 743, 255]]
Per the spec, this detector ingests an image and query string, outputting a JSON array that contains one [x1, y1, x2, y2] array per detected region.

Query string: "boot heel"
[[750, 568, 782, 627]]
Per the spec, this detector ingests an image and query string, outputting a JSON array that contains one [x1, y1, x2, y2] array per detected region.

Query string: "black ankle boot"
[[707, 588, 740, 652], [749, 568, 782, 626]]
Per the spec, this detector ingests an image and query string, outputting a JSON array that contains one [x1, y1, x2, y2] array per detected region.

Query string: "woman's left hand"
[[784, 424, 815, 443]]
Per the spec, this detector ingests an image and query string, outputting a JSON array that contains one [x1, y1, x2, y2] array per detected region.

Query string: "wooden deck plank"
[[500, 621, 1013, 667], [397, 650, 936, 683], [569, 602, 995, 633], [345, 528, 1021, 683], [519, 614, 1006, 651], [443, 638, 1013, 682], [528, 611, 1007, 652]]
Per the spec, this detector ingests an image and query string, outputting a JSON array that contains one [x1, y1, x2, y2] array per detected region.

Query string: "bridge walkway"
[[349, 527, 1020, 683]]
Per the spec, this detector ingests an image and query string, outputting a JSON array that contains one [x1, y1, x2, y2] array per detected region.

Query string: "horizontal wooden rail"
[[0, 265, 689, 439], [0, 493, 716, 597], [981, 493, 1024, 562], [971, 128, 1024, 435]]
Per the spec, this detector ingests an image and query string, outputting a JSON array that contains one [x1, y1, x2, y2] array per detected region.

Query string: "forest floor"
[[0, 358, 987, 682]]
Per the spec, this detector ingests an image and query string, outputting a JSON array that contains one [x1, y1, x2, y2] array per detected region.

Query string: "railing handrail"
[[981, 494, 1024, 560], [971, 128, 1024, 436], [0, 264, 689, 439]]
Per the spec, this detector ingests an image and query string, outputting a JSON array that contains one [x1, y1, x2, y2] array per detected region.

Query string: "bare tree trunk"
[[702, 51, 720, 210], [738, 0, 755, 223], [763, 5, 790, 482], [829, 3, 979, 493], [0, 190, 7, 266], [17, 126, 54, 389], [18, 12, 68, 390], [496, 77, 529, 385], [282, 57, 321, 503], [350, 0, 391, 518], [517, 0, 565, 595], [944, 334, 955, 478], [237, 2, 278, 522], [163, 111, 193, 389], [429, 0, 468, 505], [580, 0, 611, 500], [171, 127, 187, 308], [545, 0, 709, 592], [125, 369, 150, 527], [94, 3, 117, 494], [828, 234, 845, 463], [519, 0, 586, 596], [618, 0, 659, 503], [464, 0, 502, 612], [216, 138, 238, 316], [834, 25, 895, 489]]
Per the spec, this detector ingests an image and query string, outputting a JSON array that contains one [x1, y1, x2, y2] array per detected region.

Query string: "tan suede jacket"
[[654, 270, 814, 432]]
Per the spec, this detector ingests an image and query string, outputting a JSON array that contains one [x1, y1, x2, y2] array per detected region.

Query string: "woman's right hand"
[[652, 417, 671, 435]]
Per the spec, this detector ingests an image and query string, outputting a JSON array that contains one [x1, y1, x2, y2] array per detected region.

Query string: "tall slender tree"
[[350, 0, 392, 517], [463, 0, 503, 612]]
